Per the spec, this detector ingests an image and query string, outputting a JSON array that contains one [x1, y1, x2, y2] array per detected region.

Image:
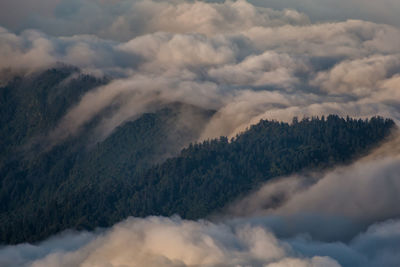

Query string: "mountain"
[[0, 68, 396, 245], [0, 68, 214, 244], [129, 115, 396, 219]]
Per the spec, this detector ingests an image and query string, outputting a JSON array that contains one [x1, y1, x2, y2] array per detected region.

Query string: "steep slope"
[[0, 66, 106, 166], [0, 67, 107, 215], [0, 103, 214, 244], [0, 68, 396, 245], [0, 68, 213, 244], [1, 111, 395, 244], [131, 116, 396, 219]]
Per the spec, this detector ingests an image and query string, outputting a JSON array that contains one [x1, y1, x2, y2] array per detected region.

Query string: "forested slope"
[[0, 68, 396, 244], [0, 68, 213, 244], [131, 116, 396, 219]]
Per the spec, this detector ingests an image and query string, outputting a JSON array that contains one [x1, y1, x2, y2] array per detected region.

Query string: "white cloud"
[[311, 55, 400, 96], [0, 216, 341, 267], [3, 215, 400, 267], [226, 134, 400, 240], [208, 51, 308, 87], [1, 1, 399, 146], [1, 2, 400, 266], [249, 0, 400, 28]]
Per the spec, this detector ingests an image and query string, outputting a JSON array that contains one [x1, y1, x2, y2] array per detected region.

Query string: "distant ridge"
[[0, 77, 395, 244]]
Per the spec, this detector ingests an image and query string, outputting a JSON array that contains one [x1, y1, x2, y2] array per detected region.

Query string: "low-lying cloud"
[[1, 1, 400, 266], [2, 135, 400, 266], [4, 135, 399, 267], [0, 0, 310, 41], [225, 133, 400, 241], [250, 0, 400, 28], [2, 0, 400, 38], [1, 1, 400, 143], [1, 215, 399, 267]]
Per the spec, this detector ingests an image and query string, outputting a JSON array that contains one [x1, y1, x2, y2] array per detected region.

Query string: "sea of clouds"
[[1, 0, 400, 143], [2, 131, 399, 267], [0, 1, 400, 266]]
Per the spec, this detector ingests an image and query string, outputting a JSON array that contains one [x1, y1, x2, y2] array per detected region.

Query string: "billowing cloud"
[[289, 218, 400, 267], [249, 0, 400, 28], [2, 0, 400, 39], [224, 133, 400, 241], [311, 55, 400, 96], [274, 156, 400, 222], [0, 0, 310, 41], [2, 135, 400, 266], [208, 51, 308, 87], [2, 215, 400, 267], [1, 1, 399, 144], [1, 1, 400, 265]]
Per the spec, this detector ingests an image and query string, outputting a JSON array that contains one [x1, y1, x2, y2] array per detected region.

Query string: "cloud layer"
[[0, 0, 310, 41], [2, 134, 400, 266], [2, 1, 399, 143], [1, 215, 400, 267], [1, 1, 400, 266], [224, 133, 400, 241], [4, 135, 400, 267], [2, 0, 400, 37]]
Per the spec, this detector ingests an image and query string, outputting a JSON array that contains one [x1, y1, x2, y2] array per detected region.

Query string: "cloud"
[[272, 150, 400, 224], [3, 135, 400, 266], [1, 0, 400, 147], [289, 219, 400, 267], [0, 0, 310, 41], [48, 71, 222, 143], [0, 26, 141, 76], [248, 0, 400, 28], [2, 0, 400, 39], [1, 2, 400, 266], [242, 20, 400, 57], [311, 55, 400, 96], [2, 215, 400, 267], [0, 216, 341, 267], [119, 32, 237, 71], [224, 133, 400, 241], [208, 51, 308, 87], [3, 133, 399, 266]]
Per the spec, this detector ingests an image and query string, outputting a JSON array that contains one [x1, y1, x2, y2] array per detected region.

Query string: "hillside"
[[0, 68, 396, 245], [0, 69, 213, 244], [0, 97, 395, 244], [130, 115, 396, 219]]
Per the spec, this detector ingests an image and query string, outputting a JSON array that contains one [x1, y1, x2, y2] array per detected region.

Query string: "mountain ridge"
[[0, 68, 396, 245]]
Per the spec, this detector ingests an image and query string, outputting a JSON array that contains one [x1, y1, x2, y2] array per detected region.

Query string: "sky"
[[0, 1, 400, 266]]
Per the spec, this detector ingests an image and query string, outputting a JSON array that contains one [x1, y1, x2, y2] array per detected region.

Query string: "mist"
[[1, 215, 399, 267], [2, 1, 399, 142], [222, 131, 400, 239], [1, 1, 400, 266], [2, 0, 400, 37], [3, 133, 400, 267]]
